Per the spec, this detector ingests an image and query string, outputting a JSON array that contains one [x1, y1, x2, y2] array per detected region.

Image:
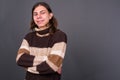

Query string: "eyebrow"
[[33, 10, 46, 13]]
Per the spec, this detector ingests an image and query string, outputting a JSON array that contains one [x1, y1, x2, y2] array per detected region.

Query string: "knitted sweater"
[[16, 28, 67, 75]]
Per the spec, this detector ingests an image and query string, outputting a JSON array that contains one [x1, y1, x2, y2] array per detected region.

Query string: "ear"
[[49, 13, 53, 19]]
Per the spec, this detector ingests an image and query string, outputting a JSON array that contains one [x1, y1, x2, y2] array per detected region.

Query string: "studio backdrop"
[[0, 0, 120, 80]]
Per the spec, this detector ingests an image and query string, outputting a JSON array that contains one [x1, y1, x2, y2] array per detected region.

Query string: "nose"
[[37, 14, 42, 19]]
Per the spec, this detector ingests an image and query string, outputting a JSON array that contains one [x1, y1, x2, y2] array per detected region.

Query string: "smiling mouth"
[[36, 20, 44, 24]]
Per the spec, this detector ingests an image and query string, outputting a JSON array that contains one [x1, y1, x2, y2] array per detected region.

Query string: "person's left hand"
[[57, 68, 62, 74]]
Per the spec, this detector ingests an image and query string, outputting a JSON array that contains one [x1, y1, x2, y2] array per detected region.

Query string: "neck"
[[40, 26, 48, 30], [36, 26, 49, 31]]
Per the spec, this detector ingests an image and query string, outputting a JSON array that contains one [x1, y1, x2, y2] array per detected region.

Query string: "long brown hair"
[[30, 2, 58, 34]]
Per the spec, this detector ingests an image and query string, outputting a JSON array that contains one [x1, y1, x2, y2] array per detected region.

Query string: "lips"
[[36, 20, 44, 24]]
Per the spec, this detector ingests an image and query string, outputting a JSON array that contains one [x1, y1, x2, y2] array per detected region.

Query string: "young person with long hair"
[[16, 2, 67, 80]]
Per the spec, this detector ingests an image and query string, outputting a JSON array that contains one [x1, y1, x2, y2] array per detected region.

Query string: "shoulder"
[[52, 29, 67, 43], [54, 29, 67, 38], [24, 31, 36, 40]]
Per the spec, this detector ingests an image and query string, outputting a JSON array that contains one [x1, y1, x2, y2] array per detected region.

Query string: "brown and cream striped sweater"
[[16, 28, 67, 75]]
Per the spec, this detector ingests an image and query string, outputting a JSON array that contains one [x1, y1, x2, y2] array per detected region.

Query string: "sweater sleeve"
[[36, 31, 67, 74], [16, 39, 45, 68], [16, 39, 35, 68]]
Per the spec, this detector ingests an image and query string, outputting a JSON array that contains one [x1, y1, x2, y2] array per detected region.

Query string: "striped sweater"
[[16, 27, 67, 75]]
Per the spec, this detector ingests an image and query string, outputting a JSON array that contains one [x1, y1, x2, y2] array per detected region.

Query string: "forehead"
[[33, 5, 48, 12]]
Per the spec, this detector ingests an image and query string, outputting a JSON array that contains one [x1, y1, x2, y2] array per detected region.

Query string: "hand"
[[57, 68, 62, 74]]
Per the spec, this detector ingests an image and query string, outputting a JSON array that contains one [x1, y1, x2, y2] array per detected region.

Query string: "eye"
[[33, 12, 38, 16], [40, 11, 46, 14]]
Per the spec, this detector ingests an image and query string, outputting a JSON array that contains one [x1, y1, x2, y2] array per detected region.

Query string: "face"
[[33, 5, 53, 29]]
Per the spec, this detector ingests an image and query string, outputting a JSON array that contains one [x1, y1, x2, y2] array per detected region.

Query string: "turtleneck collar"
[[35, 27, 50, 35]]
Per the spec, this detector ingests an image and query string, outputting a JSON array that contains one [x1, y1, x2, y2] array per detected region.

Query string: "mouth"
[[36, 20, 44, 24]]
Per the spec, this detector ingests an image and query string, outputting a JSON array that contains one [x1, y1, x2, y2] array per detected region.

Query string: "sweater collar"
[[35, 27, 50, 35]]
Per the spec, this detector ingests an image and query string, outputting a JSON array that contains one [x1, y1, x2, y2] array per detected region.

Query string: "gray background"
[[0, 0, 120, 80]]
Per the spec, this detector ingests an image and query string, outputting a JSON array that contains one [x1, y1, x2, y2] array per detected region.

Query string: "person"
[[16, 2, 67, 80]]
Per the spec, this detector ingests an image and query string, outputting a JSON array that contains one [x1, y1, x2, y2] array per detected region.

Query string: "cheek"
[[43, 15, 51, 22], [43, 15, 49, 19], [33, 16, 36, 21]]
